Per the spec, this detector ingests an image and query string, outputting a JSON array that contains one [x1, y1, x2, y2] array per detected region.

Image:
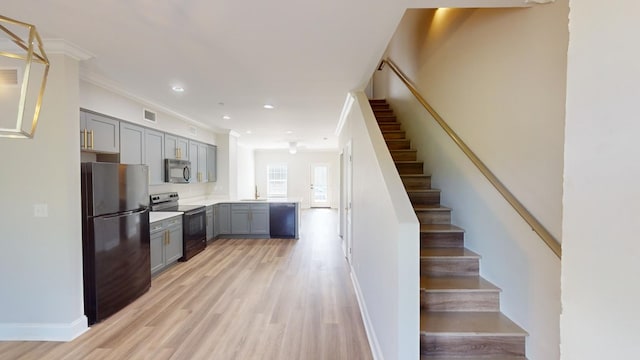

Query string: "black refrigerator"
[[80, 162, 151, 325]]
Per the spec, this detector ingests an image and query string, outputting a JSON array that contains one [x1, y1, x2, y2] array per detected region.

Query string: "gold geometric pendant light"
[[0, 15, 49, 139]]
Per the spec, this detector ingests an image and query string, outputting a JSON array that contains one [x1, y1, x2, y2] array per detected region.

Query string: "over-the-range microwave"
[[164, 159, 191, 183]]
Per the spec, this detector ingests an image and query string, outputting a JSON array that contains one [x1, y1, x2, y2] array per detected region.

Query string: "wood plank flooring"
[[0, 209, 372, 360]]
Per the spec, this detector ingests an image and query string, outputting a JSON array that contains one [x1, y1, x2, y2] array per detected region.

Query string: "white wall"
[[0, 54, 87, 340], [561, 1, 640, 359], [79, 80, 229, 200], [338, 92, 419, 360], [254, 149, 339, 208], [236, 144, 256, 200], [376, 4, 567, 359]]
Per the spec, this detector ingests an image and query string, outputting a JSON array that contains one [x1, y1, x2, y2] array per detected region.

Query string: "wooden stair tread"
[[395, 160, 423, 164], [420, 224, 464, 233], [415, 205, 451, 212], [408, 189, 440, 193], [421, 248, 480, 258], [421, 276, 500, 292], [421, 312, 528, 336]]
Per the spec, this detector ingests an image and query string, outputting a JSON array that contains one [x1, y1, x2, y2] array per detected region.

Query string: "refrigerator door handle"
[[100, 208, 148, 219]]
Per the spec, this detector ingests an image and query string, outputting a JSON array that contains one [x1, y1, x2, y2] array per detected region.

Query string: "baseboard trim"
[[0, 316, 89, 342], [351, 267, 384, 360]]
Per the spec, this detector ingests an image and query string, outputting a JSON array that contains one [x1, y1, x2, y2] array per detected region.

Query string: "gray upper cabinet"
[[207, 145, 217, 182], [80, 110, 120, 153], [145, 128, 164, 185], [189, 140, 209, 183], [198, 143, 208, 182], [120, 122, 145, 164], [165, 134, 189, 160]]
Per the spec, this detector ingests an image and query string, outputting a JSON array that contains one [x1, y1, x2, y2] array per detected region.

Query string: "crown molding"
[[80, 71, 224, 133], [42, 39, 95, 61]]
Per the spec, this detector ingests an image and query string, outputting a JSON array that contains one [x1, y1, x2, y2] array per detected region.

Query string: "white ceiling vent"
[[0, 68, 19, 86], [143, 108, 157, 123]]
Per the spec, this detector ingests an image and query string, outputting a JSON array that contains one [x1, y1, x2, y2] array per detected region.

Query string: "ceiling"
[[3, 0, 532, 150]]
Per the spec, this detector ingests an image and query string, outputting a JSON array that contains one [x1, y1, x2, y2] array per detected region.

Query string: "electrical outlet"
[[34, 203, 48, 218]]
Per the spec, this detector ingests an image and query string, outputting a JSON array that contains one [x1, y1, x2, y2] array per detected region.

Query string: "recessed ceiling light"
[[246, 130, 252, 134], [263, 104, 275, 109], [286, 131, 293, 134], [222, 115, 231, 120], [172, 86, 184, 92]]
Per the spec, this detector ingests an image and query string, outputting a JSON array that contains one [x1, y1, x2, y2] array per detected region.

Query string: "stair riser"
[[374, 109, 394, 116], [402, 176, 431, 189], [420, 232, 464, 248], [371, 104, 390, 110], [386, 140, 411, 150], [416, 210, 451, 224], [421, 258, 479, 277], [409, 192, 441, 206], [391, 151, 417, 162], [396, 162, 424, 175], [379, 123, 402, 131], [421, 335, 526, 357], [421, 291, 500, 312], [383, 132, 406, 140]]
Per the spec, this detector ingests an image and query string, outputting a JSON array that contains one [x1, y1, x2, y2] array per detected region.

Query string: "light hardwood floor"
[[0, 209, 372, 360]]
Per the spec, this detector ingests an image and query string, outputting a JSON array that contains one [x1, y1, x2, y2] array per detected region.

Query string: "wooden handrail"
[[381, 58, 562, 258]]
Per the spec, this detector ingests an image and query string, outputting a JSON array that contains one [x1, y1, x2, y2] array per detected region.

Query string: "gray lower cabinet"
[[216, 204, 231, 236], [150, 216, 183, 276], [206, 205, 214, 241], [120, 122, 145, 164], [229, 203, 270, 235], [145, 128, 164, 185], [80, 110, 120, 153]]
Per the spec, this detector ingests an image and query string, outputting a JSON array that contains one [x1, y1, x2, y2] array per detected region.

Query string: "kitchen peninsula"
[[183, 198, 300, 240]]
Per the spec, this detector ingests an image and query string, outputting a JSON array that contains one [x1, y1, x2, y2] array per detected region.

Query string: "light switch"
[[34, 203, 48, 218]]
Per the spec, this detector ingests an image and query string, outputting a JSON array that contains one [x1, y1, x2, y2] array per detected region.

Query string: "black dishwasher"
[[269, 203, 297, 238]]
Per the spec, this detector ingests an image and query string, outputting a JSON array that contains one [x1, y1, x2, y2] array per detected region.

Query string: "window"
[[267, 164, 288, 198]]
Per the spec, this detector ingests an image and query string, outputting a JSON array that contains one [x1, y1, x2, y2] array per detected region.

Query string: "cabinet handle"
[[176, 147, 180, 159], [89, 130, 94, 149], [166, 230, 170, 244], [82, 129, 87, 149]]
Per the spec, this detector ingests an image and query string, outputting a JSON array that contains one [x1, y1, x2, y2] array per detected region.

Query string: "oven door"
[[181, 208, 207, 260]]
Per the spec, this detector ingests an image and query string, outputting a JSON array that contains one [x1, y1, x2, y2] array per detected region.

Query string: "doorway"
[[310, 163, 330, 208]]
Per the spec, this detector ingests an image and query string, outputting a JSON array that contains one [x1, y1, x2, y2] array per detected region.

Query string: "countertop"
[[150, 211, 182, 223], [180, 198, 301, 207]]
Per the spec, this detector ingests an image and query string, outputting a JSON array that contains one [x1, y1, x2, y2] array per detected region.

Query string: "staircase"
[[369, 99, 528, 360]]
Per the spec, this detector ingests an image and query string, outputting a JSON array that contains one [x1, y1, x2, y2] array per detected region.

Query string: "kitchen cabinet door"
[[145, 128, 165, 185], [188, 141, 198, 183], [249, 204, 270, 235], [198, 144, 208, 182], [80, 110, 120, 153], [120, 122, 145, 164], [206, 205, 214, 241], [165, 223, 183, 264], [231, 204, 251, 234], [150, 228, 165, 275], [207, 145, 217, 182], [217, 204, 231, 235], [165, 134, 189, 160]]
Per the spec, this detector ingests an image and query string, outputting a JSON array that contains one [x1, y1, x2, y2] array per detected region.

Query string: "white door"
[[310, 163, 330, 208]]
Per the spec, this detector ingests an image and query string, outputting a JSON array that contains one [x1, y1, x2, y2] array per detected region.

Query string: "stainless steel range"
[[150, 192, 206, 261]]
